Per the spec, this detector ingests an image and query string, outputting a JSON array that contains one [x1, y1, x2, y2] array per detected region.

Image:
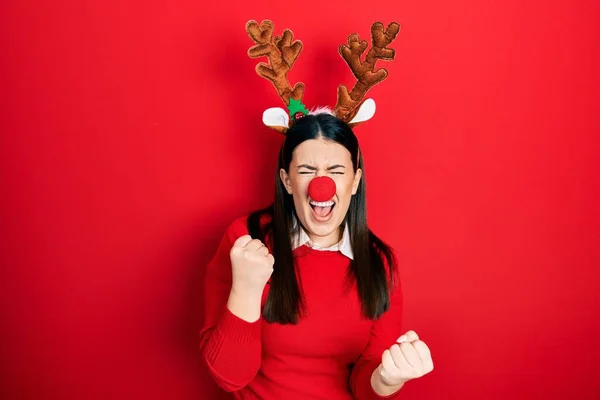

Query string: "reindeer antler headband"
[[246, 20, 400, 134]]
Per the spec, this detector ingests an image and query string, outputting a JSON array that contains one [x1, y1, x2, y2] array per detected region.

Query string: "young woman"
[[199, 113, 434, 399]]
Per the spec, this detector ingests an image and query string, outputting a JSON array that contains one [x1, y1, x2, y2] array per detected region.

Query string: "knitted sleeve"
[[350, 255, 404, 399], [199, 216, 262, 392]]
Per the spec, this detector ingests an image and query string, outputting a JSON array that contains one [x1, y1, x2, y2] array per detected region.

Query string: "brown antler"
[[334, 22, 400, 122], [246, 20, 305, 106]]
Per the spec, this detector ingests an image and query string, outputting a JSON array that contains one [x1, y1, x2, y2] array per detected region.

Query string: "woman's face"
[[280, 138, 362, 247]]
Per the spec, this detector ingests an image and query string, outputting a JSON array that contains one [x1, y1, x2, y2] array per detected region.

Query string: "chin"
[[305, 220, 338, 238]]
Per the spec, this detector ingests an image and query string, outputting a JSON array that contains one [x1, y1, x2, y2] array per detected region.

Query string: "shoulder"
[[245, 207, 275, 244], [370, 232, 401, 289], [222, 215, 250, 243], [206, 216, 251, 273], [369, 232, 397, 267], [222, 211, 273, 242]]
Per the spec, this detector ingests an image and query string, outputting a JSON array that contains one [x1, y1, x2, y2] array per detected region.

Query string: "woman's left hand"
[[376, 330, 434, 387]]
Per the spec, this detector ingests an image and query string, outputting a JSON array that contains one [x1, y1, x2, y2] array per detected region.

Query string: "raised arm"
[[350, 252, 434, 399], [199, 217, 273, 392], [349, 260, 405, 399]]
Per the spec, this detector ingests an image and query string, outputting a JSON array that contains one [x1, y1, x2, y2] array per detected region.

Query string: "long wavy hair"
[[247, 113, 397, 324]]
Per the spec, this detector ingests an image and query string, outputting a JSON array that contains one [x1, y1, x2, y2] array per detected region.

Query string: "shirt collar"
[[291, 217, 354, 260]]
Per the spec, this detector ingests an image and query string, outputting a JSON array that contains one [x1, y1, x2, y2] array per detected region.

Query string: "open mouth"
[[309, 199, 335, 221]]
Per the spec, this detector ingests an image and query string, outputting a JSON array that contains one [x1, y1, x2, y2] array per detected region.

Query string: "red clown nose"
[[308, 176, 336, 202]]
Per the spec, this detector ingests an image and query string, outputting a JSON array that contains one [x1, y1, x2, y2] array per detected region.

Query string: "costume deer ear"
[[263, 107, 290, 133], [348, 98, 376, 127]]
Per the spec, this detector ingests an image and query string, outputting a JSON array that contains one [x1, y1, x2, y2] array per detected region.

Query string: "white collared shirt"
[[291, 219, 354, 260]]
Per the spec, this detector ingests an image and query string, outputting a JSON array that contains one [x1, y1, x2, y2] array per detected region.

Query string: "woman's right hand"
[[230, 235, 274, 296]]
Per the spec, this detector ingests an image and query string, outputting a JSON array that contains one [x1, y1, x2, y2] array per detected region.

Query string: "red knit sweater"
[[200, 216, 404, 399]]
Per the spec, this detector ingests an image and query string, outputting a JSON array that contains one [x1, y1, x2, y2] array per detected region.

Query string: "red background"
[[1, 0, 599, 399]]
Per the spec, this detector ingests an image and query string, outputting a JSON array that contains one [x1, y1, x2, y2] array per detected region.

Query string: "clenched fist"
[[375, 330, 434, 391], [230, 235, 274, 295]]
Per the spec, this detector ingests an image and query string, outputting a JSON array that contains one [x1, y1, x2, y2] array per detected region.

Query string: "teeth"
[[310, 200, 334, 207]]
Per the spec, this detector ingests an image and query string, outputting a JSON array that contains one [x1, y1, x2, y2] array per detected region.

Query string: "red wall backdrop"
[[1, 0, 599, 399]]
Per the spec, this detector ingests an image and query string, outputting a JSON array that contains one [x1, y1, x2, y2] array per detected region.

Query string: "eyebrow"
[[297, 164, 346, 170]]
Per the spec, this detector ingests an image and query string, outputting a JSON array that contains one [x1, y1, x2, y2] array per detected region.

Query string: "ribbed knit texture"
[[200, 216, 404, 399]]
